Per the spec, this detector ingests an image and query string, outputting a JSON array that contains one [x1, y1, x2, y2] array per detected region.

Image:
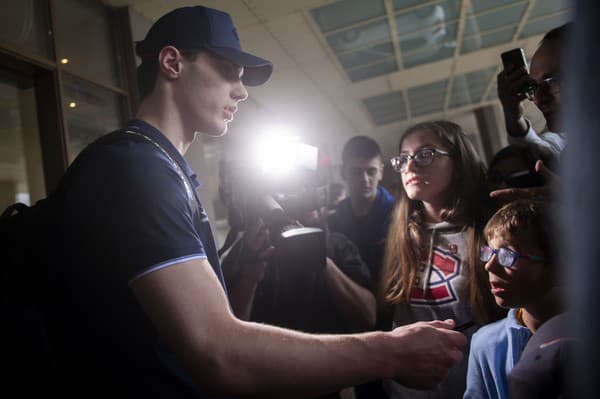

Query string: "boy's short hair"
[[484, 199, 557, 267], [341, 135, 382, 164]]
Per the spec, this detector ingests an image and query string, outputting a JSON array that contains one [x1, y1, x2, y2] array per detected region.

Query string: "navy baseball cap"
[[135, 6, 273, 86]]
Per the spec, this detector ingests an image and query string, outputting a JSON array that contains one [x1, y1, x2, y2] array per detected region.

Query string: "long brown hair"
[[380, 120, 499, 324]]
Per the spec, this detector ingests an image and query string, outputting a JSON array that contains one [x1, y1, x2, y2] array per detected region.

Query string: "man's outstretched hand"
[[388, 319, 466, 389], [490, 160, 559, 203]]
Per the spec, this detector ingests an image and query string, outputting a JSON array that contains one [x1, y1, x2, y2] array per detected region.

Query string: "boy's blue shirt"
[[464, 308, 532, 399]]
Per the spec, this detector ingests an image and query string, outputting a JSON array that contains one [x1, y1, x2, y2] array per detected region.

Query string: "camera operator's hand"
[[497, 65, 535, 137], [490, 160, 559, 203], [227, 218, 275, 321], [241, 217, 275, 266]]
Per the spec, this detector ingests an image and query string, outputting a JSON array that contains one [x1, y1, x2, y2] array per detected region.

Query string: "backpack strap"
[[121, 129, 200, 218], [59, 129, 200, 219]]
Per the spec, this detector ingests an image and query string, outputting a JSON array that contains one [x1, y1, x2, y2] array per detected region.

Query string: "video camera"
[[219, 138, 331, 271]]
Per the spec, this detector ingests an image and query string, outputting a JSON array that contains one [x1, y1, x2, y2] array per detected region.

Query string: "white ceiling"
[[104, 0, 570, 166]]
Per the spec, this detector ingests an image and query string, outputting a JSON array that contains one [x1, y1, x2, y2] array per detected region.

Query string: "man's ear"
[[158, 46, 182, 80]]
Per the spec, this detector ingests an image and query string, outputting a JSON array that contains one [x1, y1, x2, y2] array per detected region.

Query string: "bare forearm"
[[200, 319, 388, 397], [134, 258, 464, 398], [323, 258, 376, 330]]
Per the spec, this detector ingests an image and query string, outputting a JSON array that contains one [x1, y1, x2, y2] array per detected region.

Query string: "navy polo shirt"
[[47, 119, 228, 397]]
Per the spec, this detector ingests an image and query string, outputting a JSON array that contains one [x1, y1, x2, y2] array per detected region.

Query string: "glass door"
[[0, 68, 44, 209]]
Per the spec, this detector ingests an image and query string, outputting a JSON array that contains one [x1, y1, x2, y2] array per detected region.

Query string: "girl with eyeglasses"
[[464, 199, 563, 399], [381, 121, 503, 399]]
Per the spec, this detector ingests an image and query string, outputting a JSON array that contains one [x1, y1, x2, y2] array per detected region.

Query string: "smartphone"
[[501, 48, 535, 100], [505, 169, 546, 188], [501, 48, 528, 71]]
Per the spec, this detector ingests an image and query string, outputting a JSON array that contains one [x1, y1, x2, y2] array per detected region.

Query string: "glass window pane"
[[0, 68, 45, 207], [402, 45, 454, 69], [393, 0, 431, 11], [363, 91, 407, 125], [485, 81, 499, 101], [0, 0, 52, 59], [338, 42, 394, 69], [62, 75, 124, 160], [347, 59, 397, 82], [461, 26, 516, 54], [407, 80, 448, 116], [530, 0, 572, 19], [464, 3, 526, 37], [54, 0, 121, 87], [311, 0, 386, 34], [327, 19, 391, 54], [396, 0, 462, 30], [470, 0, 517, 14], [399, 21, 457, 54], [519, 12, 572, 39], [449, 67, 496, 108]]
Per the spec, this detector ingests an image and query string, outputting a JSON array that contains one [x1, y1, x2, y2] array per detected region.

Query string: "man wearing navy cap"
[[44, 6, 466, 398]]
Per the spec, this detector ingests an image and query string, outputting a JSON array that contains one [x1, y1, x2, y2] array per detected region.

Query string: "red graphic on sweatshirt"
[[411, 248, 461, 305]]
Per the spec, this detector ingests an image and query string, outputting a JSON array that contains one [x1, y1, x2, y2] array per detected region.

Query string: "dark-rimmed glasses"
[[480, 245, 544, 268], [390, 148, 451, 173], [531, 74, 560, 96]]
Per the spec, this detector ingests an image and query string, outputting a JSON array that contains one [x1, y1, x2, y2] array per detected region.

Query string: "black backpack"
[[0, 195, 61, 392], [0, 128, 198, 392]]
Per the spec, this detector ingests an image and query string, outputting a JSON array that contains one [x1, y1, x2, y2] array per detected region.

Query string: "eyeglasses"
[[480, 245, 545, 268], [390, 148, 451, 173], [531, 74, 560, 96]]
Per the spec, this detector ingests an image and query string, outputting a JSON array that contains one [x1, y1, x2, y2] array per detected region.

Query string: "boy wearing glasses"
[[464, 199, 563, 399]]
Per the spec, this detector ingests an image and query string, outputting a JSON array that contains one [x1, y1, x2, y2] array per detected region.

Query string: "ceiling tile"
[[239, 23, 297, 70], [266, 12, 329, 65]]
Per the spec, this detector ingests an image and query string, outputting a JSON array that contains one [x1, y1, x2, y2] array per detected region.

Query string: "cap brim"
[[209, 47, 273, 86]]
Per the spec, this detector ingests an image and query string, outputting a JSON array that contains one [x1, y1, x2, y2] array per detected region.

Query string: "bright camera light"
[[253, 128, 300, 177]]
